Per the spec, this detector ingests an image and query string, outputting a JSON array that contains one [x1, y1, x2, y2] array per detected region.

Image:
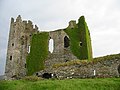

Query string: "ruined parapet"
[[68, 20, 77, 28], [16, 15, 22, 21], [5, 15, 39, 79]]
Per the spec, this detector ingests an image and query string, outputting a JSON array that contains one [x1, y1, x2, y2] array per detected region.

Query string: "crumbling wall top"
[[11, 18, 14, 23], [68, 20, 76, 28], [16, 15, 22, 22]]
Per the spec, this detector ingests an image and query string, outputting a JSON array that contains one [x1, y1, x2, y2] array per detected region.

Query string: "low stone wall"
[[37, 58, 120, 79], [0, 75, 7, 80]]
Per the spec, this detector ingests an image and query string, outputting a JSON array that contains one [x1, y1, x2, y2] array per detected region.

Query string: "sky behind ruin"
[[0, 0, 120, 75]]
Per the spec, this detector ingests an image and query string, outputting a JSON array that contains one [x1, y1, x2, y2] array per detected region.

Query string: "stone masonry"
[[45, 29, 78, 68], [5, 15, 120, 79], [37, 58, 120, 79], [5, 15, 79, 79], [5, 15, 38, 79], [6, 15, 94, 79]]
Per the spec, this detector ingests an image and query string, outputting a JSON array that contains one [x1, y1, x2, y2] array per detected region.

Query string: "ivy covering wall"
[[64, 16, 92, 60], [26, 32, 49, 75], [26, 16, 92, 75]]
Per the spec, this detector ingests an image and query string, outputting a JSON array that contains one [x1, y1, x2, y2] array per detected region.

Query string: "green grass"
[[0, 78, 120, 90], [26, 32, 49, 75], [64, 16, 92, 60]]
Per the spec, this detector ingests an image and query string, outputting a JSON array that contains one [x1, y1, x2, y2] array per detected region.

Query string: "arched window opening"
[[64, 36, 70, 48], [49, 38, 54, 53]]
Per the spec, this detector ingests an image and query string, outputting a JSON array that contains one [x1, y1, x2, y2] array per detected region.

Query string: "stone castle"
[[5, 15, 120, 79]]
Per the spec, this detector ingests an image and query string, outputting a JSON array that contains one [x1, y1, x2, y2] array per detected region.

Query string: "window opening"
[[64, 36, 70, 48], [10, 56, 12, 60], [28, 45, 30, 53], [49, 38, 54, 53]]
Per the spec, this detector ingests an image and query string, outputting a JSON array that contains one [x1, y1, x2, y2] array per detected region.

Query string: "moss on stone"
[[53, 53, 120, 68], [64, 16, 92, 60], [26, 32, 49, 75], [93, 53, 120, 61]]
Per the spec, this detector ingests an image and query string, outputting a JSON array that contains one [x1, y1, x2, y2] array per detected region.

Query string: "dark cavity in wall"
[[80, 42, 82, 46], [25, 64, 26, 68], [36, 72, 38, 76], [10, 56, 12, 60], [64, 36, 70, 48], [42, 73, 52, 79], [12, 43, 14, 46]]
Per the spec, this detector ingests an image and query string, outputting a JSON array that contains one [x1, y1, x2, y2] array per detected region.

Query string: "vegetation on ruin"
[[53, 53, 120, 68], [64, 16, 92, 60], [93, 53, 120, 61], [26, 32, 49, 75], [53, 59, 87, 68], [0, 78, 120, 90]]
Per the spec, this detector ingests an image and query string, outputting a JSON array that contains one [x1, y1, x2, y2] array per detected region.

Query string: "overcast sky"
[[0, 0, 120, 75]]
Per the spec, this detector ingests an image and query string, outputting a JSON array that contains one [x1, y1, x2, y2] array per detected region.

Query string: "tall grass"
[[0, 78, 120, 90]]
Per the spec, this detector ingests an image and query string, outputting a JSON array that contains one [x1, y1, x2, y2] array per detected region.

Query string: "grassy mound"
[[0, 78, 120, 90], [26, 32, 49, 75]]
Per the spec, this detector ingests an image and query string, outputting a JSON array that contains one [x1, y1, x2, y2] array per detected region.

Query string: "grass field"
[[0, 78, 120, 90]]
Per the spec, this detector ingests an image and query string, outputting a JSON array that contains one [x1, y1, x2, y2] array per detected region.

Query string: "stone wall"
[[37, 58, 120, 79], [5, 15, 38, 79], [5, 15, 79, 79], [45, 30, 77, 68]]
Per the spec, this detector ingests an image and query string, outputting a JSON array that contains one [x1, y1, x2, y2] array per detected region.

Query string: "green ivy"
[[26, 32, 49, 75], [64, 16, 92, 60]]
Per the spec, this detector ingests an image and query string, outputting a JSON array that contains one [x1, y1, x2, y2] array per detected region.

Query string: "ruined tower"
[[5, 15, 38, 79]]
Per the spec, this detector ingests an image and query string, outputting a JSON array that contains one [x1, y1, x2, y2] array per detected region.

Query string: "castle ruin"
[[5, 15, 93, 79], [5, 15, 120, 79]]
